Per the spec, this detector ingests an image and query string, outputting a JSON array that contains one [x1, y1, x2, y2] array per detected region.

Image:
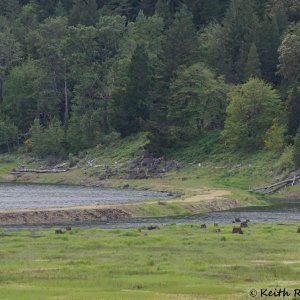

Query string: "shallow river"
[[0, 183, 172, 210], [1, 183, 300, 230]]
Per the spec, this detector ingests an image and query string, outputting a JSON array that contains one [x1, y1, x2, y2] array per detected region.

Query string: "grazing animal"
[[66, 226, 72, 231], [214, 223, 218, 227], [297, 227, 300, 233], [232, 227, 243, 234], [214, 228, 221, 233], [240, 221, 248, 228], [200, 224, 206, 229], [55, 229, 64, 235], [147, 225, 159, 230], [246, 219, 250, 223], [235, 218, 241, 223]]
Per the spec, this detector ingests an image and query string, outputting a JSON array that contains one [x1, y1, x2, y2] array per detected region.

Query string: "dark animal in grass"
[[214, 223, 218, 227], [214, 228, 221, 233], [235, 218, 241, 222], [240, 221, 248, 228], [297, 227, 300, 233], [246, 219, 250, 223], [66, 226, 72, 231], [232, 227, 243, 234], [147, 225, 159, 230], [200, 224, 206, 229], [55, 229, 64, 234]]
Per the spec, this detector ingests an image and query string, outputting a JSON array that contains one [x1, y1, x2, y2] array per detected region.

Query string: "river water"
[[1, 183, 300, 230], [0, 183, 172, 210]]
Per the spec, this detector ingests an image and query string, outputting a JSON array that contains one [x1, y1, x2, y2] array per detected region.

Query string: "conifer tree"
[[140, 0, 157, 16], [155, 0, 172, 27], [69, 0, 99, 25], [55, 1, 67, 17], [222, 0, 259, 82], [185, 0, 229, 27], [244, 43, 261, 81], [148, 4, 198, 152], [256, 15, 280, 83], [287, 83, 300, 136], [111, 44, 152, 137], [163, 4, 198, 78]]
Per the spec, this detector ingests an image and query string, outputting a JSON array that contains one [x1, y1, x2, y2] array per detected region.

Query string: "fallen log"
[[249, 176, 300, 194], [10, 168, 69, 174]]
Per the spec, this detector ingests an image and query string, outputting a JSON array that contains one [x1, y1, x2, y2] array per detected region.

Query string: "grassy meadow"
[[1, 223, 300, 300]]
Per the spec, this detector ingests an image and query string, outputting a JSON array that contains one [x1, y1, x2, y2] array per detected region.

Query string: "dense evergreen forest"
[[1, 0, 300, 161]]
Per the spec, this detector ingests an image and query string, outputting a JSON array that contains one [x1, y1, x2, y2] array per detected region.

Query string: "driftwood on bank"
[[249, 175, 300, 194], [10, 168, 69, 174]]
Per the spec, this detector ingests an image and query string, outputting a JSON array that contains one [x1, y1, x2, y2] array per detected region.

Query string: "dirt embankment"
[[0, 208, 130, 226]]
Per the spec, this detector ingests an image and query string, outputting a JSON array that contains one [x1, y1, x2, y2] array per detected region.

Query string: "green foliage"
[[0, 0, 298, 157], [278, 22, 300, 81], [274, 145, 295, 173], [256, 14, 281, 83], [0, 118, 18, 152], [186, 0, 230, 27], [168, 131, 225, 162], [30, 119, 65, 158], [163, 5, 198, 78], [147, 5, 198, 153], [286, 82, 300, 135], [0, 29, 22, 100], [107, 11, 163, 91], [221, 0, 259, 82], [223, 78, 282, 151], [168, 63, 228, 143], [69, 0, 99, 26], [2, 59, 39, 132], [199, 21, 227, 76], [294, 126, 300, 168], [264, 119, 286, 153], [244, 43, 261, 81], [279, 23, 300, 135], [111, 43, 152, 137], [0, 0, 20, 21]]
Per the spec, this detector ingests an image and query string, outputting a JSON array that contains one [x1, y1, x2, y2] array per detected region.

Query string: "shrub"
[[264, 118, 286, 153]]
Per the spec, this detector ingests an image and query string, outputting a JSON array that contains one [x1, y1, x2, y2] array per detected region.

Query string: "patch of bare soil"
[[0, 208, 130, 225], [184, 189, 231, 203]]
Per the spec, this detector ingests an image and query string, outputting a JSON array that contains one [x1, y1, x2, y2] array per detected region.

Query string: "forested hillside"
[[1, 0, 300, 162]]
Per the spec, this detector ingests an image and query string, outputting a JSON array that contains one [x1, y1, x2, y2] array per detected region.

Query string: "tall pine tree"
[[111, 44, 152, 137], [244, 43, 261, 81], [222, 0, 259, 82]]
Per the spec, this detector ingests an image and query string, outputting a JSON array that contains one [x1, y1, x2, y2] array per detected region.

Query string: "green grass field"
[[1, 224, 300, 300]]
